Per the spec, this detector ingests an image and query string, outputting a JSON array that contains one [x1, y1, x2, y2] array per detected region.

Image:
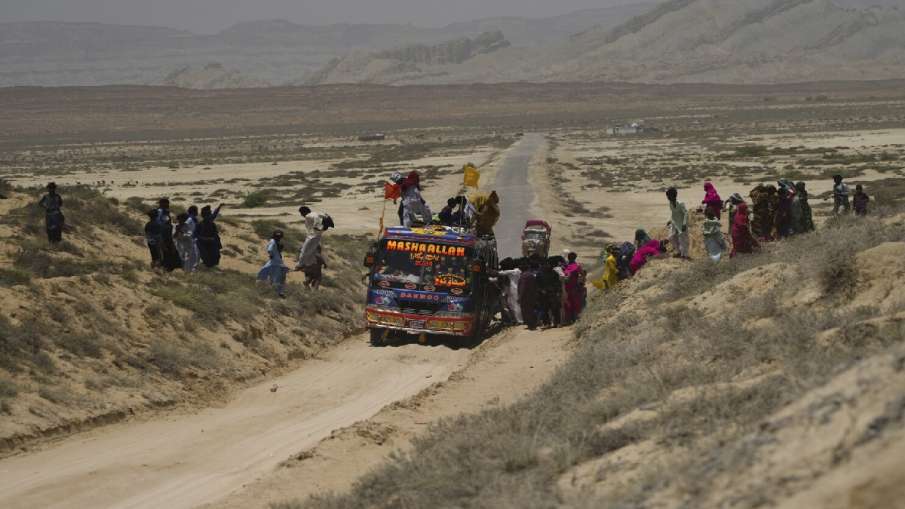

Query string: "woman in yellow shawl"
[[593, 244, 620, 290]]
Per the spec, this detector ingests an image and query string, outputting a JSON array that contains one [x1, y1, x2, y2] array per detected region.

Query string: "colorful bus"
[[364, 225, 499, 345]]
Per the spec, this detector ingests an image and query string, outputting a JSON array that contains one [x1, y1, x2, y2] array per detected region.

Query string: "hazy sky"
[[0, 0, 643, 32]]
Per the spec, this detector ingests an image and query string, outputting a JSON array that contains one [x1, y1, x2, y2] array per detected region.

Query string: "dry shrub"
[[819, 249, 858, 297], [1, 184, 142, 240], [242, 190, 271, 208], [148, 339, 219, 375], [0, 377, 17, 399], [58, 332, 103, 359], [294, 208, 905, 509], [0, 267, 31, 287], [13, 243, 103, 278], [38, 385, 74, 404]]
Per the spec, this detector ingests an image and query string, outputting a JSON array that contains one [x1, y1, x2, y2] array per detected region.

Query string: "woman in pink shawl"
[[629, 239, 667, 274], [730, 202, 759, 257], [702, 182, 723, 219], [562, 252, 585, 323]]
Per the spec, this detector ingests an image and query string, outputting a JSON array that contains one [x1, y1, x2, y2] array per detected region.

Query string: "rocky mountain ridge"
[[0, 4, 649, 88]]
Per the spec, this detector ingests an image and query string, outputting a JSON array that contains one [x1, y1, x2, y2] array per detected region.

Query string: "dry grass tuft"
[[0, 183, 369, 450], [289, 209, 905, 509]]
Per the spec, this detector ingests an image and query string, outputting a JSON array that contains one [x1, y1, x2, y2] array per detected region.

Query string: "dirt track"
[[0, 340, 470, 509], [0, 137, 563, 509], [214, 326, 574, 508]]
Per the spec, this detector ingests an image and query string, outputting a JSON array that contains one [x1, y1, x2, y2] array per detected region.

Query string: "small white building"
[[610, 122, 648, 136]]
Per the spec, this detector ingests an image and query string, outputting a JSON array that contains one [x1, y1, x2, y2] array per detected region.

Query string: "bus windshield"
[[372, 240, 473, 294]]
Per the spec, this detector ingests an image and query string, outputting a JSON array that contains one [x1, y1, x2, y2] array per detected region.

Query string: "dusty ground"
[[1, 131, 511, 234], [0, 338, 472, 509], [2, 81, 905, 509], [541, 127, 905, 269], [0, 186, 369, 453], [213, 326, 573, 509]]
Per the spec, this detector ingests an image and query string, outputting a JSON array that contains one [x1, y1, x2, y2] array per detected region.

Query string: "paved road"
[[493, 133, 546, 259]]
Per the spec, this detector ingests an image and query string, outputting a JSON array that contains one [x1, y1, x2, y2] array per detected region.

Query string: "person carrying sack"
[[296, 206, 333, 270]]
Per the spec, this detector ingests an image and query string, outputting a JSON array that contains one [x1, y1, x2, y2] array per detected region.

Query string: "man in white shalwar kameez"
[[184, 205, 201, 271], [297, 206, 325, 269], [497, 259, 523, 324]]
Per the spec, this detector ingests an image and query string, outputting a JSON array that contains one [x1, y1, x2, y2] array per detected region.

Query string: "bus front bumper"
[[366, 308, 474, 337]]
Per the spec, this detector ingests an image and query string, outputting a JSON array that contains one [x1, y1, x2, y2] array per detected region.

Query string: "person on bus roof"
[[401, 171, 432, 227]]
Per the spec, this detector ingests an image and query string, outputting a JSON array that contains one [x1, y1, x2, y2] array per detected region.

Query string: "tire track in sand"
[[0, 339, 469, 509]]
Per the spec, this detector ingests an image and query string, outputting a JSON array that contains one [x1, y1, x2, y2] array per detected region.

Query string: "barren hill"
[[0, 5, 648, 88], [0, 183, 366, 452], [305, 0, 905, 85], [543, 0, 905, 83], [305, 31, 512, 85], [154, 62, 271, 89]]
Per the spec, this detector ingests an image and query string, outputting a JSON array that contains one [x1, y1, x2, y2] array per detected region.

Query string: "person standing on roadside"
[[156, 198, 181, 271], [750, 184, 776, 241], [593, 244, 620, 290], [174, 213, 196, 272], [297, 206, 328, 271], [537, 257, 563, 328], [497, 258, 523, 325], [563, 252, 585, 323], [144, 210, 163, 268], [795, 182, 815, 233], [39, 182, 64, 244], [774, 185, 794, 239], [702, 182, 723, 220], [518, 258, 541, 331], [731, 202, 759, 257], [702, 210, 727, 262], [184, 205, 201, 271], [853, 184, 870, 216], [666, 187, 689, 259], [196, 204, 223, 268], [832, 175, 851, 215], [304, 246, 328, 289], [258, 230, 288, 298], [725, 193, 744, 239]]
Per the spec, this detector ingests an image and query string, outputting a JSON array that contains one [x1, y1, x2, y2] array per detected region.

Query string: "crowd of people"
[[389, 170, 502, 233], [145, 200, 333, 297], [32, 169, 872, 313], [496, 252, 587, 331], [143, 198, 224, 273], [591, 174, 872, 291], [31, 184, 333, 298]]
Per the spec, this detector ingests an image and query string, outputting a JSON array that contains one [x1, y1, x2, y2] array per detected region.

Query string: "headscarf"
[[703, 182, 722, 205], [634, 229, 651, 246], [729, 193, 744, 205], [402, 171, 421, 191], [733, 202, 750, 229]]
